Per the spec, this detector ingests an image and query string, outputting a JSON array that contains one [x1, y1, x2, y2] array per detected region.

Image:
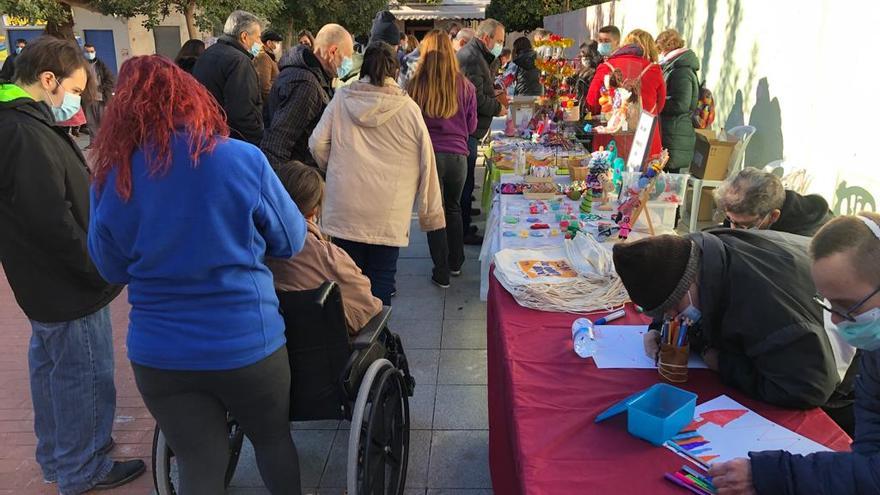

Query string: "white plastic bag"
[[564, 232, 614, 277]]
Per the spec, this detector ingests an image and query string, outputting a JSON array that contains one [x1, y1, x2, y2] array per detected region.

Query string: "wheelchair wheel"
[[347, 359, 411, 495], [151, 415, 245, 494]]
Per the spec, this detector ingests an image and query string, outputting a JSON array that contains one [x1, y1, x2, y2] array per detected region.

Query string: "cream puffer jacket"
[[309, 78, 445, 247]]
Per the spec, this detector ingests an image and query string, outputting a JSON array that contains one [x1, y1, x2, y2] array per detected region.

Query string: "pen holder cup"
[[658, 344, 690, 383]]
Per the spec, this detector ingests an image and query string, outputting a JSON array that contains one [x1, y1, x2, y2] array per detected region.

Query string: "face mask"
[[835, 308, 880, 350], [598, 42, 613, 56], [337, 55, 353, 79], [250, 41, 262, 57], [16, 46, 23, 55], [45, 79, 82, 122], [85, 52, 96, 61], [490, 42, 503, 59], [678, 290, 702, 322]]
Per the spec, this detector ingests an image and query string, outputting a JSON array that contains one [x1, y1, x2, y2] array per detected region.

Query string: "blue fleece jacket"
[[750, 349, 880, 494], [88, 134, 306, 370]]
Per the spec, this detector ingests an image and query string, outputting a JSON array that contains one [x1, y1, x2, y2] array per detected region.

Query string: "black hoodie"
[[0, 85, 122, 322], [260, 45, 333, 168], [771, 190, 833, 236]]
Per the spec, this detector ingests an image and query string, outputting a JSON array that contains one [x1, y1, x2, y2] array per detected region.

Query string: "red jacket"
[[587, 50, 666, 157]]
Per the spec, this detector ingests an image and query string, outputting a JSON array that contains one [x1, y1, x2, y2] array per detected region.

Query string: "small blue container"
[[627, 383, 696, 446]]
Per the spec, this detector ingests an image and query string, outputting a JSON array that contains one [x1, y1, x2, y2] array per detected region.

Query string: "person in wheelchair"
[[266, 161, 383, 334]]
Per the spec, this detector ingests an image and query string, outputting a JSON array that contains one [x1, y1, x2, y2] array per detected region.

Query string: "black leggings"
[[133, 347, 301, 495]]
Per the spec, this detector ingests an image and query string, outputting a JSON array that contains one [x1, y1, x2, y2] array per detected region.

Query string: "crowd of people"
[[0, 7, 876, 495]]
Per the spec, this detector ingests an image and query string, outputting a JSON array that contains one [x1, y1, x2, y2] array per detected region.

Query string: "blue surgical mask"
[[45, 79, 82, 122], [250, 41, 262, 57], [85, 52, 96, 61], [679, 290, 702, 322], [337, 55, 353, 79], [491, 42, 503, 59], [598, 42, 613, 57], [15, 46, 23, 55], [835, 308, 880, 351]]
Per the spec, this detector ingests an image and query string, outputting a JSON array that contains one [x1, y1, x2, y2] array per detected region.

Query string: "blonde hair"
[[406, 34, 419, 54], [408, 30, 460, 119], [656, 29, 684, 53], [624, 29, 660, 62]]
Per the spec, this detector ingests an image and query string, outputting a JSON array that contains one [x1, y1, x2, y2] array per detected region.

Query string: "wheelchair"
[[151, 282, 416, 494]]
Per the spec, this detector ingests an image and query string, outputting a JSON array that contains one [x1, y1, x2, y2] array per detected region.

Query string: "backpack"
[[691, 81, 716, 129]]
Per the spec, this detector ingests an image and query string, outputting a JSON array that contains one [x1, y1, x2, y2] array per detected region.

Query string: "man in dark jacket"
[[457, 18, 506, 245], [657, 29, 699, 172], [715, 168, 833, 236], [193, 10, 264, 145], [0, 36, 143, 493], [261, 23, 352, 168], [82, 43, 115, 147], [710, 213, 880, 495], [613, 231, 850, 411], [0, 38, 26, 81]]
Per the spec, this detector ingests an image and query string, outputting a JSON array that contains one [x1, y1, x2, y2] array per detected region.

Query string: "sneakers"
[[93, 460, 146, 490], [450, 269, 462, 277], [431, 276, 450, 289]]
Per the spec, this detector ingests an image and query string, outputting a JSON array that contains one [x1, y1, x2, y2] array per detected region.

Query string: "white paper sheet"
[[591, 325, 708, 369], [665, 395, 831, 467]]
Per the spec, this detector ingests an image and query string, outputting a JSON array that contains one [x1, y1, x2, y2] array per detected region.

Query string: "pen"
[[595, 309, 626, 325]]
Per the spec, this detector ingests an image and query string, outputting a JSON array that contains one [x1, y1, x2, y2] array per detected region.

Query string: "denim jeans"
[[460, 136, 480, 233], [428, 152, 467, 283], [29, 306, 115, 495], [334, 238, 400, 305]]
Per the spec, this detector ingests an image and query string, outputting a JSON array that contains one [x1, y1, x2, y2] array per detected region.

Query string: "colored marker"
[[664, 473, 709, 495], [673, 471, 713, 494], [595, 309, 626, 325]]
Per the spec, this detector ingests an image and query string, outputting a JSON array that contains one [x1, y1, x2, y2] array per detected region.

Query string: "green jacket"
[[660, 49, 700, 171]]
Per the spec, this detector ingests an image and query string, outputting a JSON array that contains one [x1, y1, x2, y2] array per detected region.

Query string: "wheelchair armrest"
[[352, 306, 391, 350]]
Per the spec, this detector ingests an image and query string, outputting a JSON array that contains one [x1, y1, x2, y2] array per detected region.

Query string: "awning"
[[390, 3, 487, 21]]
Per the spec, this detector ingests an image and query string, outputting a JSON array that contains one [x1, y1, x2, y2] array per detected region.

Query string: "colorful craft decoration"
[[612, 150, 671, 240]]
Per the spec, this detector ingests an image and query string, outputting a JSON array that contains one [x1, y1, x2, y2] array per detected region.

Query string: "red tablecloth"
[[487, 272, 852, 495]]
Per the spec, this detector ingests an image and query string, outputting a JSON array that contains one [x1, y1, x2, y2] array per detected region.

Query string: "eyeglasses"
[[726, 213, 770, 230], [813, 286, 880, 322]]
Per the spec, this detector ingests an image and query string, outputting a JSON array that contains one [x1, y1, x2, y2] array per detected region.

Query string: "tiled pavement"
[[0, 142, 492, 493]]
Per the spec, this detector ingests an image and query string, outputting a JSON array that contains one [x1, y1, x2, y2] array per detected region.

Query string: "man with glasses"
[[612, 229, 854, 419], [714, 168, 832, 236], [709, 213, 880, 495]]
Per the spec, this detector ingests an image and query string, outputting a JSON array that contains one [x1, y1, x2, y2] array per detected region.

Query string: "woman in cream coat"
[[309, 41, 445, 304]]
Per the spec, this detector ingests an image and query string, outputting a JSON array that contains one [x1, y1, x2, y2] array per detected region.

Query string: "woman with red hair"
[[88, 55, 307, 494]]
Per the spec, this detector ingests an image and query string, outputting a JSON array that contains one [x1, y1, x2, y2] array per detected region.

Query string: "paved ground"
[[0, 133, 491, 494]]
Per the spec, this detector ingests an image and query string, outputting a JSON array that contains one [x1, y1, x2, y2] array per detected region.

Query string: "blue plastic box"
[[627, 383, 697, 446]]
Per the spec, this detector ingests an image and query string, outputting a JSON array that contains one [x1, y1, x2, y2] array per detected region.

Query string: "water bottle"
[[571, 317, 596, 358]]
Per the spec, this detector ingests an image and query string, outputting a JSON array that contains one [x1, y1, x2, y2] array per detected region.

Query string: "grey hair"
[[714, 167, 786, 217], [223, 10, 262, 37], [455, 27, 475, 43], [476, 18, 503, 38]]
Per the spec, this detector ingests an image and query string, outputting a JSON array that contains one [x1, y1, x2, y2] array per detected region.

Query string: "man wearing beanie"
[[337, 10, 401, 88], [612, 230, 855, 421]]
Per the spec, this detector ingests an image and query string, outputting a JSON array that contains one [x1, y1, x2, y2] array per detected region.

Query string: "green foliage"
[[0, 0, 74, 25], [90, 0, 281, 34], [273, 0, 387, 38], [486, 0, 600, 33]]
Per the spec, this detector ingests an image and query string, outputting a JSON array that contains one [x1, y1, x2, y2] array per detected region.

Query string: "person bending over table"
[[708, 212, 880, 495], [714, 168, 833, 236], [266, 161, 383, 334], [612, 231, 855, 417]]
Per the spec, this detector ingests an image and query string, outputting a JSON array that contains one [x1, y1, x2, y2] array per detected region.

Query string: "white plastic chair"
[[686, 125, 757, 232]]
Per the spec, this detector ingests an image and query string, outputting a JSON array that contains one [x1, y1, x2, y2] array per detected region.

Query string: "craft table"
[[486, 273, 853, 495]]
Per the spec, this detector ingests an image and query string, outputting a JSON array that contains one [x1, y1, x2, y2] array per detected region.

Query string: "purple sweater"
[[420, 76, 478, 156]]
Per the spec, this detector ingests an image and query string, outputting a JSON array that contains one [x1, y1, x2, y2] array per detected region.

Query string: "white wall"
[[547, 0, 880, 208]]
